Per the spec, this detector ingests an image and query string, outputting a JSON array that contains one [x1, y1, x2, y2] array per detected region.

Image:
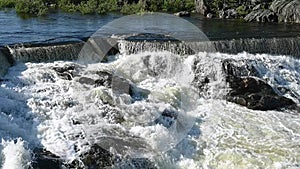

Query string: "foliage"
[[121, 1, 145, 14], [236, 5, 248, 17], [0, 0, 16, 8], [0, 0, 195, 16], [15, 0, 48, 16]]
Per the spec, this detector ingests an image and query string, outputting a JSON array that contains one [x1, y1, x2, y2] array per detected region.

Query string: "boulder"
[[53, 65, 77, 80], [270, 0, 300, 23], [67, 144, 157, 169], [80, 144, 114, 168], [154, 109, 178, 128], [174, 11, 191, 17], [245, 9, 278, 22], [222, 59, 295, 110], [195, 0, 208, 15], [32, 148, 63, 169], [0, 50, 11, 77], [226, 76, 295, 110]]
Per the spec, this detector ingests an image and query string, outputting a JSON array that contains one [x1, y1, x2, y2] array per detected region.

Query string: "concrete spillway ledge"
[[0, 37, 299, 77]]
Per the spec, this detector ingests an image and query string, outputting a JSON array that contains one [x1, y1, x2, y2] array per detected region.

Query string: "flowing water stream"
[[0, 12, 299, 169]]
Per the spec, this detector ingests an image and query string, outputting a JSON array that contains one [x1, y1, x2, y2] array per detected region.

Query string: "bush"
[[15, 0, 48, 16], [0, 0, 196, 16], [77, 0, 98, 14], [0, 0, 16, 8], [121, 1, 145, 14]]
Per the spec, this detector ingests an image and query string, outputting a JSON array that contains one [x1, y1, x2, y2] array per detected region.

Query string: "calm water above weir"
[[1, 9, 300, 46]]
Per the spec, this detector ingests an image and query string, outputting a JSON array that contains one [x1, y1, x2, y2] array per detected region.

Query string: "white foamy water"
[[0, 51, 299, 168]]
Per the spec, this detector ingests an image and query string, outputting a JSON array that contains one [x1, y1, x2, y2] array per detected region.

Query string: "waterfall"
[[7, 42, 84, 63], [117, 37, 300, 57], [0, 49, 11, 77]]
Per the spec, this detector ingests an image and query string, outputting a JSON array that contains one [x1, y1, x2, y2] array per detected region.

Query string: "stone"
[[53, 65, 77, 80], [95, 70, 113, 88], [195, 0, 208, 15], [270, 0, 300, 23], [225, 9, 238, 19], [81, 144, 113, 168], [223, 60, 295, 110], [154, 109, 178, 128], [174, 11, 191, 17], [67, 144, 157, 169], [31, 148, 63, 169], [78, 77, 95, 85], [245, 9, 278, 22], [207, 13, 213, 18], [0, 50, 12, 77]]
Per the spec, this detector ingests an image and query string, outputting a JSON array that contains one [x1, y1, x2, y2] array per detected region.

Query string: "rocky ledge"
[[222, 59, 296, 110], [195, 0, 300, 23]]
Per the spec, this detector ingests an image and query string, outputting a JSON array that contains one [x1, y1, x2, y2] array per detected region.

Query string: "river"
[[0, 10, 300, 169], [1, 9, 300, 46]]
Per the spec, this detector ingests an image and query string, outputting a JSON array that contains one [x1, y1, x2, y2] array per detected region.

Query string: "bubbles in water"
[[76, 13, 215, 157]]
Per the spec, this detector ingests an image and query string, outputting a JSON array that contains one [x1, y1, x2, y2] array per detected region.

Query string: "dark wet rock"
[[0, 49, 12, 77], [32, 148, 63, 169], [80, 144, 114, 169], [95, 71, 113, 88], [245, 9, 278, 22], [53, 65, 76, 80], [95, 70, 136, 97], [223, 60, 295, 110], [78, 77, 95, 85], [226, 77, 295, 110], [154, 109, 178, 128], [100, 106, 125, 124], [94, 70, 150, 102], [112, 76, 132, 95], [222, 59, 260, 77], [129, 86, 151, 101], [174, 11, 191, 17]]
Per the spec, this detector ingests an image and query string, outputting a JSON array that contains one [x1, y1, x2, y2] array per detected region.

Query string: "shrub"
[[77, 0, 98, 14], [15, 0, 48, 16], [121, 1, 145, 14], [0, 0, 16, 8], [0, 0, 196, 15]]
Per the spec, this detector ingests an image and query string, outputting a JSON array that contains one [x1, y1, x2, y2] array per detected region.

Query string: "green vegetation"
[[0, 0, 195, 16]]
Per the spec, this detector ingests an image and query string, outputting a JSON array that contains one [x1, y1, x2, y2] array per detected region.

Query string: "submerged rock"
[[223, 60, 295, 110], [67, 144, 157, 169], [53, 65, 77, 80], [32, 148, 63, 169], [80, 144, 114, 168], [154, 109, 178, 128], [0, 49, 12, 77]]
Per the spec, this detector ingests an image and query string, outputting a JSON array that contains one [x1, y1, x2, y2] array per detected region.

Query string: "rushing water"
[[0, 10, 300, 169], [0, 50, 300, 168]]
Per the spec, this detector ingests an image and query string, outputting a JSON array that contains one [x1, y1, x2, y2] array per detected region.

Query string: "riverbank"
[[0, 0, 194, 16], [196, 0, 300, 23]]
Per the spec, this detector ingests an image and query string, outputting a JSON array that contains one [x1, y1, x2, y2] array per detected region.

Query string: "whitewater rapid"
[[0, 51, 299, 169]]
